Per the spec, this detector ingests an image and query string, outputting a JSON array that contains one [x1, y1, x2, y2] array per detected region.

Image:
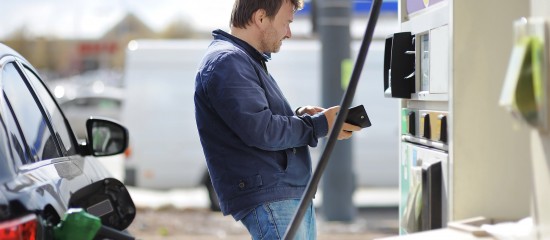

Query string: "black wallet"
[[345, 105, 372, 128]]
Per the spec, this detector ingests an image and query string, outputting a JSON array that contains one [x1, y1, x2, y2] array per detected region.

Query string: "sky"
[[0, 0, 236, 39], [0, 0, 398, 40]]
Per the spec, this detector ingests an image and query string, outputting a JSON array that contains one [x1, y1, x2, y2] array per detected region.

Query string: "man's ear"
[[253, 9, 267, 27]]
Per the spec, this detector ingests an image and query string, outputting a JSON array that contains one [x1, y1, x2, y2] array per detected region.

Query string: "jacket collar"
[[212, 29, 271, 66]]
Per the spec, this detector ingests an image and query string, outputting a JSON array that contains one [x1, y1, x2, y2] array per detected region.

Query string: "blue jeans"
[[240, 199, 316, 240]]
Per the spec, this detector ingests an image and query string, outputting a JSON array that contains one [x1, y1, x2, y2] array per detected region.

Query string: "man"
[[194, 0, 362, 239]]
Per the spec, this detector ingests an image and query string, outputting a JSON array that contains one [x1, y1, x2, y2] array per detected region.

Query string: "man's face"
[[260, 1, 294, 53]]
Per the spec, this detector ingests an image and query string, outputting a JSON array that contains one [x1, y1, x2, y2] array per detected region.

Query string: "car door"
[[0, 58, 89, 215]]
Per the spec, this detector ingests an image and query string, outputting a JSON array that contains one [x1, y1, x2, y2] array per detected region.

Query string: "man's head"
[[230, 0, 304, 53], [230, 0, 303, 29]]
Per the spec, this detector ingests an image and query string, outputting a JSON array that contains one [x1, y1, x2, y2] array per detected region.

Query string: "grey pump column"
[[318, 0, 356, 221]]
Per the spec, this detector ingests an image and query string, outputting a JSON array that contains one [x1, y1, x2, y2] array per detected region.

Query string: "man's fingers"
[[342, 123, 362, 132], [338, 130, 353, 140]]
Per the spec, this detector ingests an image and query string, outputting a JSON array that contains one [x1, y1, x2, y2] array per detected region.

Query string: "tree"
[[159, 16, 195, 39]]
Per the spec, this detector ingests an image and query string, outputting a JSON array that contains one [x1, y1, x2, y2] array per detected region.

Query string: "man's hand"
[[323, 106, 362, 140], [339, 122, 362, 140], [295, 106, 325, 116]]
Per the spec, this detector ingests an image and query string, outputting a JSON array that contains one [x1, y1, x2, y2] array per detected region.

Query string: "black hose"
[[282, 0, 384, 239], [95, 225, 135, 240]]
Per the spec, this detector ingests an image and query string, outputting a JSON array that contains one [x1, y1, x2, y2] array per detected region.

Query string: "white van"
[[121, 39, 398, 208]]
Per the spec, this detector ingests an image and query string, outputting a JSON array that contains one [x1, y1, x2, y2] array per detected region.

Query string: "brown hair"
[[230, 0, 304, 28]]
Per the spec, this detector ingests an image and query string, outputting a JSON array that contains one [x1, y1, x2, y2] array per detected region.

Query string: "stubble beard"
[[273, 40, 282, 53], [261, 27, 283, 53]]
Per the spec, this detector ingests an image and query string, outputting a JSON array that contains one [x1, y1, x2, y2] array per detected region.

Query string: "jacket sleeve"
[[202, 51, 328, 151]]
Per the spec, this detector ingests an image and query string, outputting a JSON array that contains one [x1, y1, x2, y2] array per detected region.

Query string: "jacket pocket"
[[236, 174, 263, 191]]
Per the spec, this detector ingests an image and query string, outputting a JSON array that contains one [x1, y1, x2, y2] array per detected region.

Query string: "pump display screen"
[[420, 34, 430, 92]]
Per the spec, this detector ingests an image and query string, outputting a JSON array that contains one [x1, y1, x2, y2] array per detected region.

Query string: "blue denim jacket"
[[194, 30, 328, 220]]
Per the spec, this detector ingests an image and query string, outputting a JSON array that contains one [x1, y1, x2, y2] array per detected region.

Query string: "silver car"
[[0, 43, 135, 238]]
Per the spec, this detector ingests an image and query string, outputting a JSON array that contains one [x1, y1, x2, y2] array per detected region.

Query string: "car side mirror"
[[84, 117, 129, 157]]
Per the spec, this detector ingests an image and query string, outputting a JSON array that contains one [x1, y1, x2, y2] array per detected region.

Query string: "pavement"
[[126, 187, 401, 240]]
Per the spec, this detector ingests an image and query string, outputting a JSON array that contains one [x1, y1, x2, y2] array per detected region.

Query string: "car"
[[50, 79, 123, 140], [0, 43, 135, 239]]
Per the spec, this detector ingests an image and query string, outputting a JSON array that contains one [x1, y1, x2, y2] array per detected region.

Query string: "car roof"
[[0, 43, 38, 75], [1, 43, 26, 63]]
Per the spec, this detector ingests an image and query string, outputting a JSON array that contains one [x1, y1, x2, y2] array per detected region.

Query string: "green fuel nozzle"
[[53, 208, 134, 240], [53, 208, 101, 240]]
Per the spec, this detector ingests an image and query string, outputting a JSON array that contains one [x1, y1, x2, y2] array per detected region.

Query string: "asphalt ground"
[[127, 206, 399, 240]]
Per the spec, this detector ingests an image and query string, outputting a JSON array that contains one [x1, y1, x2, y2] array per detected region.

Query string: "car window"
[[1, 96, 31, 166], [23, 67, 76, 155], [2, 62, 61, 161], [0, 115, 16, 184]]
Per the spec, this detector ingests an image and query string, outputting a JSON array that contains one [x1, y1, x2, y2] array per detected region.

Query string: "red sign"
[[78, 42, 118, 54]]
